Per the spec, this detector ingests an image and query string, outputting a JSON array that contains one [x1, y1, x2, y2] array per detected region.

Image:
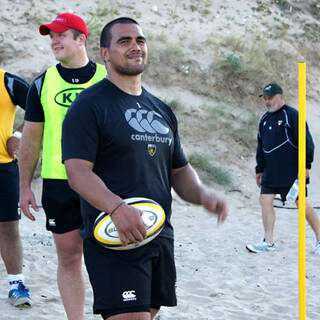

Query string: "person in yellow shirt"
[[18, 13, 106, 320], [0, 70, 32, 307]]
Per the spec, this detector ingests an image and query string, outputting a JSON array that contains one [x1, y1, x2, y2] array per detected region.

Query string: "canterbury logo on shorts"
[[122, 290, 137, 301]]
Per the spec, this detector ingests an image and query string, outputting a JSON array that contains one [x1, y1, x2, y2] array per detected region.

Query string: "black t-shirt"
[[62, 79, 188, 239], [255, 105, 314, 188], [24, 61, 97, 122], [4, 72, 29, 109]]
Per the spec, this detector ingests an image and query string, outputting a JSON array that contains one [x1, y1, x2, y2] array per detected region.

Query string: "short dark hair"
[[100, 17, 139, 48], [70, 28, 84, 40]]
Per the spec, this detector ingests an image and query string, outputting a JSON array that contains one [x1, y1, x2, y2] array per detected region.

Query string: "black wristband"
[[110, 201, 125, 217]]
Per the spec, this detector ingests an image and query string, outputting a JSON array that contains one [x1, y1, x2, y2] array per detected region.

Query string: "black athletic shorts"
[[83, 236, 177, 319], [42, 179, 82, 233], [0, 161, 20, 222], [261, 178, 309, 202]]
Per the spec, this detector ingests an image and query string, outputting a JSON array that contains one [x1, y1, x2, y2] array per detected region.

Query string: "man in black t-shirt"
[[18, 13, 106, 320], [246, 82, 320, 254], [62, 17, 228, 320], [0, 70, 32, 307]]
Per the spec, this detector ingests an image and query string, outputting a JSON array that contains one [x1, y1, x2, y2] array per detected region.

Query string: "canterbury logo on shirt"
[[125, 107, 172, 146], [125, 108, 169, 134]]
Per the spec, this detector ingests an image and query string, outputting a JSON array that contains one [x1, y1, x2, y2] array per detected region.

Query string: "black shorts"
[[261, 179, 309, 202], [0, 161, 20, 222], [83, 236, 177, 319], [42, 179, 82, 233]]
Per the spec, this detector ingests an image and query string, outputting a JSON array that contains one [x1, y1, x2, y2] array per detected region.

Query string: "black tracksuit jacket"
[[255, 104, 314, 188]]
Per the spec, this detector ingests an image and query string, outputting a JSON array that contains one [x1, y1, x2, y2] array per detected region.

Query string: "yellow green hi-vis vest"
[[40, 63, 106, 179], [0, 69, 16, 163]]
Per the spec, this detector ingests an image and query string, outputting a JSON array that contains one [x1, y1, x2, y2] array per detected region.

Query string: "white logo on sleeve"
[[122, 290, 137, 302]]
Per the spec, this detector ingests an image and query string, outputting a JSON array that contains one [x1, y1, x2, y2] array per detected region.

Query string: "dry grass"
[[188, 152, 232, 187], [231, 113, 260, 151], [214, 35, 276, 86]]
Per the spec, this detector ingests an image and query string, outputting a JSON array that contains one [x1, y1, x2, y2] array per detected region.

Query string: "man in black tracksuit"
[[246, 82, 320, 254]]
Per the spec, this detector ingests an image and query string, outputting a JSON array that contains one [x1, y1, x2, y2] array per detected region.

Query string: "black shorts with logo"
[[42, 179, 82, 233], [0, 161, 20, 222], [83, 236, 177, 319]]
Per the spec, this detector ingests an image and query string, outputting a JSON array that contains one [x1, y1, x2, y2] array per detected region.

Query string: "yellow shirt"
[[0, 69, 16, 163]]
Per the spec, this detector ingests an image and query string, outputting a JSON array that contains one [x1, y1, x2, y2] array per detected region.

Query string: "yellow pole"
[[298, 62, 306, 320]]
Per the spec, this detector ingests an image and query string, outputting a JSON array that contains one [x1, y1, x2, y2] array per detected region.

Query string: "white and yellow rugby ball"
[[93, 197, 165, 250]]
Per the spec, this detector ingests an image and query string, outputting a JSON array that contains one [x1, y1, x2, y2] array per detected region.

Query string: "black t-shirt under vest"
[[62, 79, 188, 239], [25, 61, 97, 122]]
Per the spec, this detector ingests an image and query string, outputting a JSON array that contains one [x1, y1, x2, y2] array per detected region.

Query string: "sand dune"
[[1, 0, 319, 319]]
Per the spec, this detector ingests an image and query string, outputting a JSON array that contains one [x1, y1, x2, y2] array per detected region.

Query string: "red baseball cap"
[[39, 13, 88, 37]]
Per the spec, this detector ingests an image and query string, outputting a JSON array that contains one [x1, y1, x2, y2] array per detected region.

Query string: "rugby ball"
[[93, 197, 165, 250]]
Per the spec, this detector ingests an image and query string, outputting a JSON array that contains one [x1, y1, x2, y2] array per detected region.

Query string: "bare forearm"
[[19, 122, 43, 188], [172, 163, 228, 223], [66, 163, 122, 213], [65, 159, 146, 246], [172, 163, 204, 205], [19, 142, 41, 188]]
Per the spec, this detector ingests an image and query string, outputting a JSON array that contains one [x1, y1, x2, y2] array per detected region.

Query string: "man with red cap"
[[19, 12, 106, 320], [39, 12, 89, 37]]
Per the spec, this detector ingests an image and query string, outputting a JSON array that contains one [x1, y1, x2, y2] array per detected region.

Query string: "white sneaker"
[[246, 240, 276, 253], [315, 241, 320, 255]]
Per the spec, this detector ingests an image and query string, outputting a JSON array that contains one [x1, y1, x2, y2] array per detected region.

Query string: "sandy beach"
[[0, 175, 320, 319], [1, 0, 320, 319]]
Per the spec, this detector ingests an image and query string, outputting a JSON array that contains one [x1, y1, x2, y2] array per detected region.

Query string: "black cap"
[[260, 82, 283, 97]]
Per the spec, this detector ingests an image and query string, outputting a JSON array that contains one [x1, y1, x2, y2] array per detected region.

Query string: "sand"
[[1, 0, 320, 319], [1, 112, 319, 320], [1, 167, 320, 320]]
